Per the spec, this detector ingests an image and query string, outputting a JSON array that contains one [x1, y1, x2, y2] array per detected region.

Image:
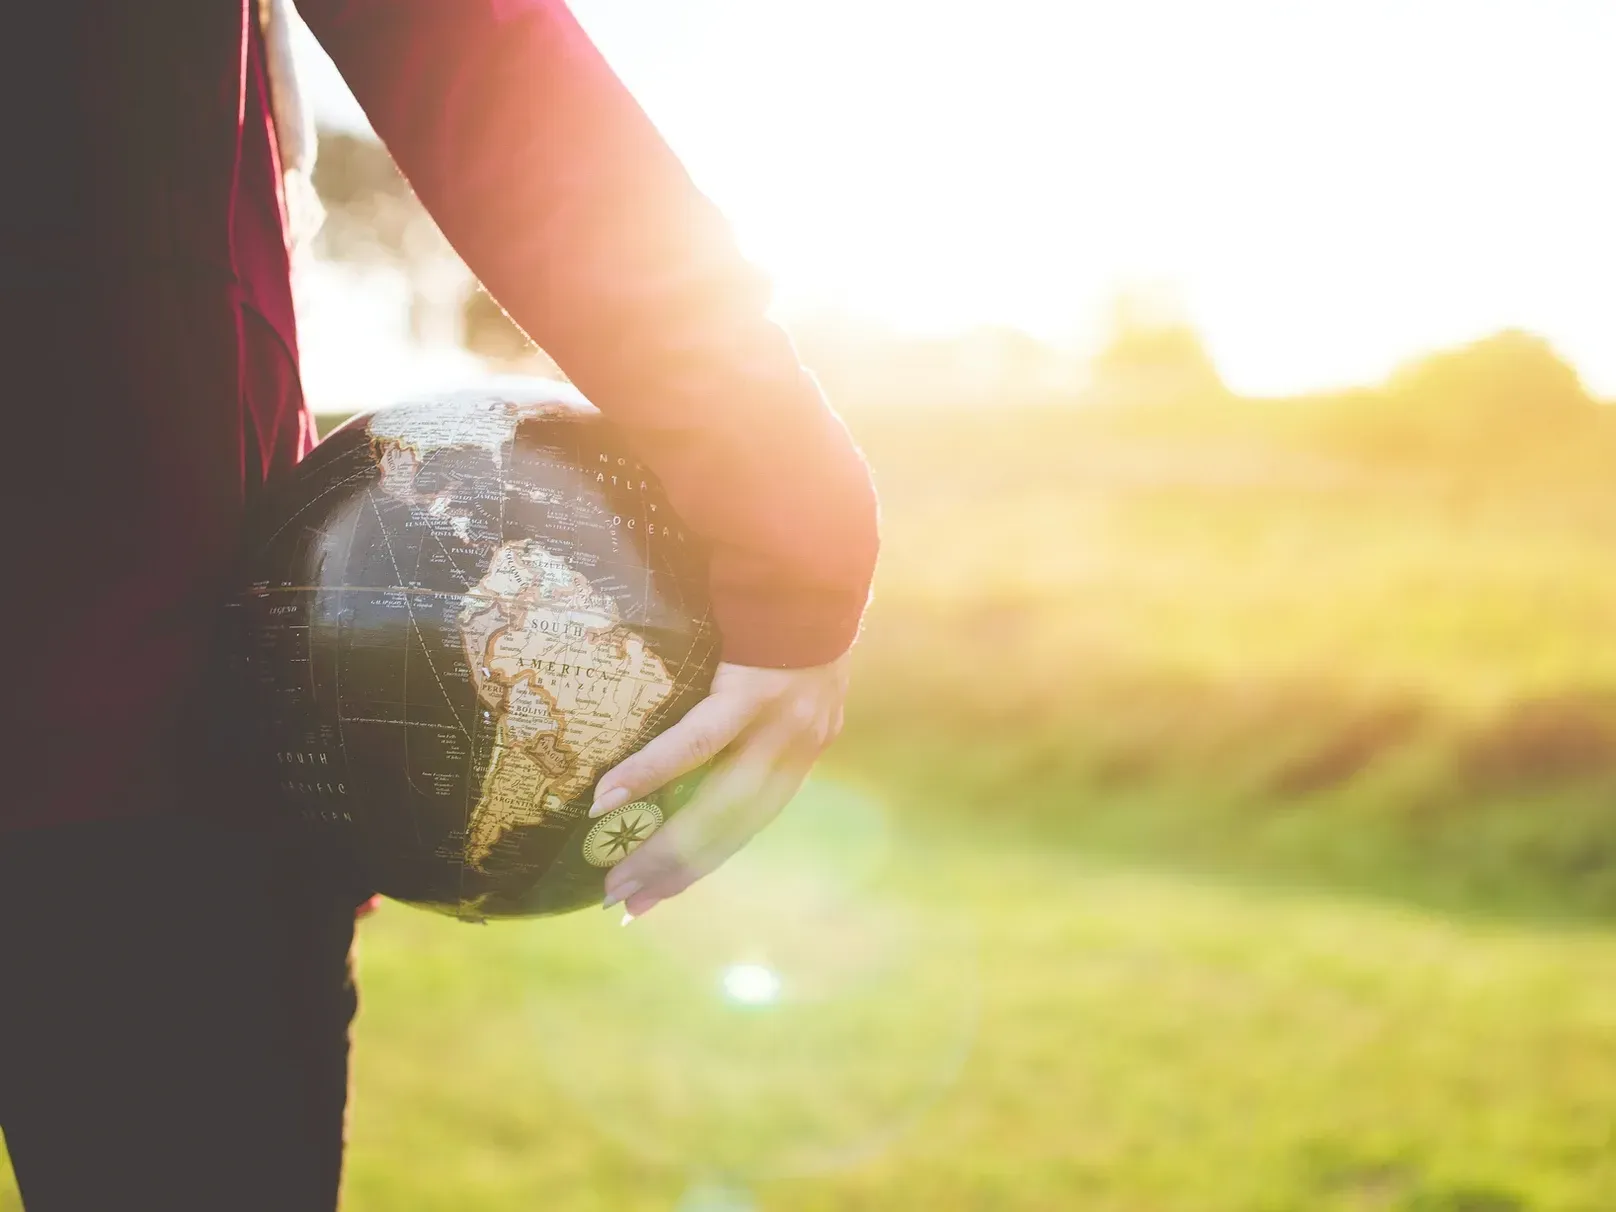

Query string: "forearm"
[[303, 0, 879, 665]]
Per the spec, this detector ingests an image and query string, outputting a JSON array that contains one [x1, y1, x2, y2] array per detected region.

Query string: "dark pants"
[[0, 816, 365, 1211]]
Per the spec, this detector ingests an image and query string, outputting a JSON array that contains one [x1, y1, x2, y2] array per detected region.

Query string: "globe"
[[231, 380, 720, 919]]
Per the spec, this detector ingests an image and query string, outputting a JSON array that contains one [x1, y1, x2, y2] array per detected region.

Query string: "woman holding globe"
[[0, 2, 878, 1208]]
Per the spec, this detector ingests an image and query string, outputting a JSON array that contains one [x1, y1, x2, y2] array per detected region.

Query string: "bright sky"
[[299, 0, 1616, 397]]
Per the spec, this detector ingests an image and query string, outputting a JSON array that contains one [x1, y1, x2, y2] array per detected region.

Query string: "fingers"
[[604, 737, 814, 917], [594, 656, 854, 917], [590, 688, 758, 818], [621, 766, 811, 918], [601, 746, 775, 909]]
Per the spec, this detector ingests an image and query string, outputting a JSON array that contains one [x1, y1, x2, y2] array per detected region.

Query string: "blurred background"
[[11, 2, 1616, 1209]]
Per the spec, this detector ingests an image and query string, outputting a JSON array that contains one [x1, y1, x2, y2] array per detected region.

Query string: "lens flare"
[[523, 777, 979, 1180], [721, 964, 783, 1007]]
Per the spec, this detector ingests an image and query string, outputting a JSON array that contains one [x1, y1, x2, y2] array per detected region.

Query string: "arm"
[[302, 0, 880, 913], [300, 0, 879, 668]]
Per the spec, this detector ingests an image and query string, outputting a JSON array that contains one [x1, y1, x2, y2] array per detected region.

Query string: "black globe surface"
[[232, 381, 720, 919]]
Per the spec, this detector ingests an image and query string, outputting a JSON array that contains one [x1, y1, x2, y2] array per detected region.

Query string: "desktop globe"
[[230, 381, 719, 919]]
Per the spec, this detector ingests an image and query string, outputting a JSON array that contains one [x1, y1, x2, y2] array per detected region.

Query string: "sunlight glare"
[[297, 0, 1616, 395], [567, 0, 1616, 396], [721, 963, 783, 1007]]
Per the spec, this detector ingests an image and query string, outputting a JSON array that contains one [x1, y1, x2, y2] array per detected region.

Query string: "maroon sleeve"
[[300, 0, 879, 668]]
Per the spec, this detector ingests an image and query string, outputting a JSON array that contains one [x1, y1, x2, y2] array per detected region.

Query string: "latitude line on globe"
[[336, 717, 466, 728], [251, 585, 495, 599], [257, 458, 376, 548]]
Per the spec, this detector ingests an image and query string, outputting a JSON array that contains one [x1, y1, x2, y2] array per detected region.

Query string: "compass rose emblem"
[[582, 801, 664, 868]]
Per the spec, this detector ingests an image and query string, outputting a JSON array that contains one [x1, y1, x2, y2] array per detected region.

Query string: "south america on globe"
[[230, 381, 719, 919]]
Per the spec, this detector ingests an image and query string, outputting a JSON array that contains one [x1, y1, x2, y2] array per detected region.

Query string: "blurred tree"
[[461, 287, 565, 377], [1087, 290, 1225, 406], [1308, 329, 1605, 473], [461, 288, 532, 363], [311, 130, 445, 267], [1387, 329, 1592, 421], [310, 129, 471, 348]]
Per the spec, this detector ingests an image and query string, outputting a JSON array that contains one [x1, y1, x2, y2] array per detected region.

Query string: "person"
[[0, 2, 880, 1208]]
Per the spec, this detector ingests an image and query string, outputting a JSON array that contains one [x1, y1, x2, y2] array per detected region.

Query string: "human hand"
[[591, 656, 852, 918]]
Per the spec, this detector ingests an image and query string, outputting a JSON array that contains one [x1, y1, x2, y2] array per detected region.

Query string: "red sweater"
[[1, 0, 878, 832]]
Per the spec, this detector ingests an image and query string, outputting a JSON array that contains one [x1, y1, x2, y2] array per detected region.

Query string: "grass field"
[[349, 832, 1616, 1212], [14, 817, 1616, 1212], [9, 364, 1616, 1210]]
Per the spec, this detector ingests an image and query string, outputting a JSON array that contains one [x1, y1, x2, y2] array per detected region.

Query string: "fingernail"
[[590, 787, 631, 818], [620, 910, 636, 926], [603, 880, 640, 910]]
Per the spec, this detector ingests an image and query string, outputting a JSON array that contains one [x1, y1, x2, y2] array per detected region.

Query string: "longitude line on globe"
[[303, 535, 318, 710], [329, 475, 367, 852], [417, 445, 480, 586], [399, 491, 436, 850], [365, 486, 472, 741], [455, 408, 519, 908]]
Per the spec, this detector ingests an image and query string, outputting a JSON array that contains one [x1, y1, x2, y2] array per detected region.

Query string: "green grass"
[[331, 804, 1616, 1212], [839, 397, 1616, 917], [10, 387, 1616, 1209], [14, 799, 1616, 1211]]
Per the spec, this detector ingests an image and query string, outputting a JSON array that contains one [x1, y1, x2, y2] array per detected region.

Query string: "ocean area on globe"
[[230, 380, 720, 920]]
